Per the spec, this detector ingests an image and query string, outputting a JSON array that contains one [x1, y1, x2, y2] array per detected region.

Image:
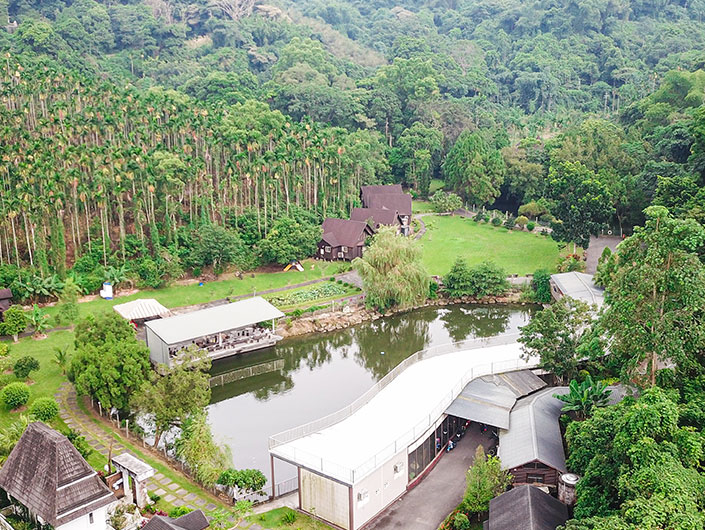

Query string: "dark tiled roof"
[[350, 208, 400, 227], [0, 288, 12, 300], [143, 510, 210, 530], [0, 423, 115, 527], [360, 184, 403, 206], [487, 485, 568, 530], [321, 219, 370, 247], [368, 194, 412, 216]]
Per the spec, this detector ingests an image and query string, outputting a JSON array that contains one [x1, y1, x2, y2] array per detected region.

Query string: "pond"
[[207, 304, 535, 485]]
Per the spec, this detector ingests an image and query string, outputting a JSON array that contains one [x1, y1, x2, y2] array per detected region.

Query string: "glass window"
[[527, 474, 545, 484], [325, 246, 331, 252]]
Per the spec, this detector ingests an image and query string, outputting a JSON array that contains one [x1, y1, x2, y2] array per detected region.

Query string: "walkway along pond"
[[206, 304, 536, 492]]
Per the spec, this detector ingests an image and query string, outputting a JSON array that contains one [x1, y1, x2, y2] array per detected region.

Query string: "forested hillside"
[[1, 0, 705, 300]]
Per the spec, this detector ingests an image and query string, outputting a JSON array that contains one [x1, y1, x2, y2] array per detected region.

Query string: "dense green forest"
[[1, 0, 705, 301]]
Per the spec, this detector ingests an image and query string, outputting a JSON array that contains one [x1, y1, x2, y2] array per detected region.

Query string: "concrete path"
[[585, 235, 621, 274], [365, 424, 494, 530]]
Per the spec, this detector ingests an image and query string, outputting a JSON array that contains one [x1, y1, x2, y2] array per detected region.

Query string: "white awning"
[[113, 299, 171, 321], [144, 296, 284, 345]]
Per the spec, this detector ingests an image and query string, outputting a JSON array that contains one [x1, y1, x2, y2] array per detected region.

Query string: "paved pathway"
[[55, 383, 222, 515], [365, 424, 494, 530], [585, 235, 621, 274]]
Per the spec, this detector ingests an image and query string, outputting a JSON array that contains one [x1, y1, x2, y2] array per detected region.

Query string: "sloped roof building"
[[483, 485, 569, 530], [360, 184, 403, 207], [318, 218, 373, 261], [142, 510, 209, 530], [0, 422, 116, 529]]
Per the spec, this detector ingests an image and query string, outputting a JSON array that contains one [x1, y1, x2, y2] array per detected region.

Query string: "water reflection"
[[207, 304, 534, 482]]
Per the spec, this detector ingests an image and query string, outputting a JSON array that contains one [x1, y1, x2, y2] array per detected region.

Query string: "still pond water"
[[207, 304, 535, 484]]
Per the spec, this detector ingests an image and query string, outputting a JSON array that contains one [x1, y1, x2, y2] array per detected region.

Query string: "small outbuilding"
[[318, 218, 374, 261], [483, 485, 569, 530], [144, 297, 285, 366], [142, 509, 209, 530], [111, 453, 155, 509], [113, 298, 172, 325], [0, 422, 116, 530], [0, 288, 12, 319], [549, 272, 604, 308], [498, 387, 568, 488]]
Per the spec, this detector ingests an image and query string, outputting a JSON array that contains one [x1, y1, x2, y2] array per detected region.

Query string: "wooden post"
[[125, 419, 129, 437], [98, 401, 102, 416]]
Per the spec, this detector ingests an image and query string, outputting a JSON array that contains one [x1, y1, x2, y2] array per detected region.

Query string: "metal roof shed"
[[550, 272, 604, 307], [498, 387, 569, 474], [144, 297, 284, 365], [445, 370, 546, 429]]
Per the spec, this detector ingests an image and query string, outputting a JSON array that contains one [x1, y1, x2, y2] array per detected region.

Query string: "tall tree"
[[602, 206, 705, 386]]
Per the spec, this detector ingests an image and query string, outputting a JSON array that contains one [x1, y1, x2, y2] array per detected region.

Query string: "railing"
[[209, 359, 285, 388], [268, 332, 533, 483]]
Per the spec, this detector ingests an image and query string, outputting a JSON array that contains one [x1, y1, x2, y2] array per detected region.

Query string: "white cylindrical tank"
[[558, 473, 580, 506]]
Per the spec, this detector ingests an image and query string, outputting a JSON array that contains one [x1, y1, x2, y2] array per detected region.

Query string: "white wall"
[[300, 469, 350, 530], [57, 504, 112, 530], [352, 448, 407, 530]]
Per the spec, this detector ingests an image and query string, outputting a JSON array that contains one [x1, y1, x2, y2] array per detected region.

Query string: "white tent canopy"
[[113, 299, 171, 321]]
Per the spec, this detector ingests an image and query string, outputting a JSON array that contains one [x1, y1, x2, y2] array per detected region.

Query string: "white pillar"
[[121, 469, 133, 504]]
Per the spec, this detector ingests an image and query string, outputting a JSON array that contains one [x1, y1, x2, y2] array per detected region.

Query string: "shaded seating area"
[[144, 297, 285, 366], [483, 485, 569, 530]]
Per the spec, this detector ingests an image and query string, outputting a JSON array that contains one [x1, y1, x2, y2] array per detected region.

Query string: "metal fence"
[[268, 333, 534, 483], [209, 359, 285, 388]]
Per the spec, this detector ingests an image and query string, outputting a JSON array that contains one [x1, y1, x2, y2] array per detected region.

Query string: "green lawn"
[[418, 215, 562, 276], [246, 507, 334, 529], [43, 259, 341, 321], [0, 331, 73, 426], [429, 178, 445, 194], [413, 200, 437, 214]]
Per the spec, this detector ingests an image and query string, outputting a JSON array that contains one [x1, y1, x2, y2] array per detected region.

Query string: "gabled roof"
[[0, 288, 12, 300], [550, 272, 604, 307], [142, 510, 209, 530], [487, 485, 569, 530], [350, 208, 400, 227], [321, 218, 371, 248], [145, 297, 284, 345], [498, 387, 568, 473], [360, 184, 403, 206], [0, 423, 115, 527], [113, 298, 171, 321], [368, 193, 412, 217], [445, 370, 546, 429]]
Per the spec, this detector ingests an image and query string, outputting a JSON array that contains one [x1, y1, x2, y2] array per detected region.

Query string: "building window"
[[89, 513, 94, 524], [527, 474, 545, 484], [342, 246, 348, 252], [324, 246, 331, 253], [337, 252, 344, 258]]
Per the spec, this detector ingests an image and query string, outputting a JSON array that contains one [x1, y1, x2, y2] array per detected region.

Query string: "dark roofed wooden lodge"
[[318, 218, 373, 261]]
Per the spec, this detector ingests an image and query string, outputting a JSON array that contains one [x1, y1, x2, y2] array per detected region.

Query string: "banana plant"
[[554, 374, 612, 420]]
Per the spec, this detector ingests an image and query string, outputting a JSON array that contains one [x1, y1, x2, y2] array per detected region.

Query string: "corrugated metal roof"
[[487, 485, 569, 530], [145, 296, 284, 345], [550, 272, 604, 307], [498, 387, 569, 473], [113, 298, 171, 321], [445, 370, 546, 429]]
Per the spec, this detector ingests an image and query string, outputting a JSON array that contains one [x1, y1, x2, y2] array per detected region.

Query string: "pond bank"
[[278, 290, 534, 339]]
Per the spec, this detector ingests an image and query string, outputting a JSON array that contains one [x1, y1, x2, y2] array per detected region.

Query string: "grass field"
[[413, 200, 437, 214], [42, 259, 341, 321], [418, 215, 562, 276], [246, 507, 333, 529]]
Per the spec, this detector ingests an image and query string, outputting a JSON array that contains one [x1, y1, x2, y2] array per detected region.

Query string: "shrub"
[[532, 269, 553, 303], [148, 491, 161, 503], [504, 216, 516, 230], [64, 429, 91, 459], [453, 513, 471, 530], [0, 343, 9, 357], [491, 217, 501, 226], [0, 356, 12, 373], [515, 215, 529, 228], [168, 507, 193, 518], [2, 305, 28, 341], [428, 281, 438, 300], [13, 356, 40, 380], [282, 510, 297, 525], [473, 212, 483, 222], [1, 382, 30, 409], [29, 397, 59, 421], [539, 212, 554, 224], [0, 373, 14, 388], [526, 222, 536, 232], [444, 259, 509, 298]]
